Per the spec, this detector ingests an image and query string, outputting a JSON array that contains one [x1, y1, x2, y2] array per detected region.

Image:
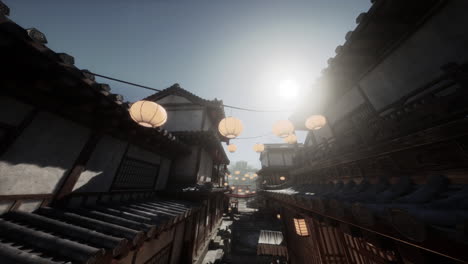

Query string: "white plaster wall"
[[260, 154, 269, 167], [73, 136, 128, 193], [127, 144, 161, 165], [163, 109, 204, 131], [283, 152, 294, 166], [197, 149, 213, 182], [0, 112, 90, 195], [268, 152, 285, 166], [155, 158, 172, 190], [360, 0, 468, 111], [171, 146, 199, 184], [0, 97, 34, 126], [156, 95, 192, 104], [326, 87, 365, 125]]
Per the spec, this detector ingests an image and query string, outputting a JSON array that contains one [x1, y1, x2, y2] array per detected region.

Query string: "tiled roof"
[[173, 131, 230, 164], [263, 175, 468, 262], [0, 197, 198, 264]]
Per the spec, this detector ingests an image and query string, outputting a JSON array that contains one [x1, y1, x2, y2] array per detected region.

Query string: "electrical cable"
[[85, 70, 294, 112]]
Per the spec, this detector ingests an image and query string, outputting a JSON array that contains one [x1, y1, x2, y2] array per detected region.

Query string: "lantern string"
[[85, 71, 294, 113]]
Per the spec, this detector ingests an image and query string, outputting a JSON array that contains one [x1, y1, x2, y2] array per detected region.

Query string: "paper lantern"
[[228, 175, 232, 178], [280, 176, 286, 181], [129, 100, 167, 128], [241, 178, 246, 181], [235, 171, 240, 175], [244, 173, 249, 177], [277, 214, 281, 219], [227, 144, 237, 153], [235, 177, 239, 180], [253, 174, 258, 177], [238, 189, 243, 192], [305, 115, 327, 130], [224, 182, 228, 186], [283, 134, 297, 144], [253, 143, 265, 153], [231, 186, 236, 190], [218, 117, 244, 139], [294, 218, 309, 236], [246, 190, 250, 193], [252, 191, 256, 194], [272, 120, 294, 138]]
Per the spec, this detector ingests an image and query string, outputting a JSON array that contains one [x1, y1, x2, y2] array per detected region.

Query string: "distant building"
[[258, 143, 300, 186]]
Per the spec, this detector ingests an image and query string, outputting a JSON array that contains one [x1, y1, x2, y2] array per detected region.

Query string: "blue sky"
[[6, 0, 371, 168]]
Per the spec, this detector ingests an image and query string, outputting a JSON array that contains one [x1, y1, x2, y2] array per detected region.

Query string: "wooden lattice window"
[[112, 157, 160, 190], [293, 218, 310, 237], [144, 243, 172, 264]]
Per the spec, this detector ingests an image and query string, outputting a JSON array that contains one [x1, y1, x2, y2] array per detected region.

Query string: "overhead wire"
[[85, 70, 294, 113]]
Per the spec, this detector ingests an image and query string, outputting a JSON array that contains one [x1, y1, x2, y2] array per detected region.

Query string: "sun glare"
[[278, 79, 299, 99]]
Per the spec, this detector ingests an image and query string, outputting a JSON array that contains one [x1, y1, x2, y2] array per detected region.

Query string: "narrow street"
[[202, 198, 286, 264]]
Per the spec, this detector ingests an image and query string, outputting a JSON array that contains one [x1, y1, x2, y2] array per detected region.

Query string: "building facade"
[[0, 4, 228, 264], [264, 1, 468, 263]]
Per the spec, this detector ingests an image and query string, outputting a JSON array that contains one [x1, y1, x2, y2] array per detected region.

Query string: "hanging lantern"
[[272, 120, 295, 138], [305, 115, 327, 130], [277, 214, 281, 219], [227, 144, 237, 153], [235, 177, 239, 180], [244, 173, 249, 177], [228, 175, 232, 178], [252, 191, 256, 194], [224, 182, 228, 186], [218, 117, 244, 139], [253, 174, 258, 177], [280, 176, 286, 181], [293, 218, 309, 236], [283, 133, 297, 144], [235, 171, 240, 175], [246, 190, 250, 194], [253, 143, 265, 153], [231, 186, 236, 190], [129, 100, 168, 128], [238, 189, 243, 192], [242, 178, 246, 181]]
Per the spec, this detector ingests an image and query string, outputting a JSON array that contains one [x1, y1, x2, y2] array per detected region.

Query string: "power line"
[[86, 71, 294, 113]]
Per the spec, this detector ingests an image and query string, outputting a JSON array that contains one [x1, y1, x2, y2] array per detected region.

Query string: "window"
[[293, 218, 310, 236], [112, 157, 160, 190]]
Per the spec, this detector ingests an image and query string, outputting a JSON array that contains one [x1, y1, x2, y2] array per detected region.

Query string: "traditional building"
[[0, 4, 228, 264], [263, 1, 468, 263], [258, 144, 299, 186]]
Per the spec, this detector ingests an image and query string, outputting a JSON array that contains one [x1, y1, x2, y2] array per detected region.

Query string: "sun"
[[278, 79, 299, 99]]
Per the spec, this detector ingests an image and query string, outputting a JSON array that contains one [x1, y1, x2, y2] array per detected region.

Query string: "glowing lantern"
[[231, 186, 236, 190], [246, 190, 250, 193], [227, 144, 237, 153], [129, 100, 167, 128], [280, 176, 286, 181], [238, 189, 243, 192], [228, 175, 232, 178], [253, 143, 265, 153], [218, 117, 244, 139], [284, 133, 297, 144], [224, 182, 228, 186], [277, 214, 281, 219], [272, 120, 294, 138], [293, 218, 309, 236], [305, 115, 327, 130], [253, 174, 258, 177], [235, 177, 239, 180], [235, 171, 240, 175], [244, 173, 249, 177], [242, 178, 246, 181], [252, 191, 256, 194]]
